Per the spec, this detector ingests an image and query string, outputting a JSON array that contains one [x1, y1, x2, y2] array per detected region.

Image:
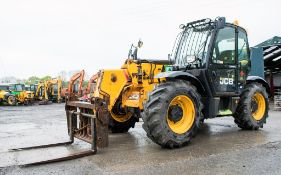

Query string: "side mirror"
[[216, 17, 226, 29]]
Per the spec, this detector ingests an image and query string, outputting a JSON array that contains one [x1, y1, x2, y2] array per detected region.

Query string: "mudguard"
[[3, 92, 12, 100], [155, 71, 206, 95], [247, 76, 270, 96]]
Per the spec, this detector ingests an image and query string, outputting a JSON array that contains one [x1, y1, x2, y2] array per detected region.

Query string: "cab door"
[[237, 28, 251, 86], [208, 26, 239, 96]]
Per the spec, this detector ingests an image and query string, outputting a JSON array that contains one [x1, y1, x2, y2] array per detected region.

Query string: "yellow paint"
[[110, 110, 133, 122], [0, 90, 6, 100], [93, 60, 165, 110], [167, 95, 195, 134], [15, 90, 34, 104], [45, 78, 62, 102], [94, 70, 128, 110], [35, 78, 62, 102], [35, 82, 45, 100], [252, 92, 266, 121], [91, 59, 168, 122]]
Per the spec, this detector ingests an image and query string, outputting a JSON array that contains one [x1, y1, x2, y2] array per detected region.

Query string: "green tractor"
[[9, 84, 35, 105], [0, 84, 17, 106]]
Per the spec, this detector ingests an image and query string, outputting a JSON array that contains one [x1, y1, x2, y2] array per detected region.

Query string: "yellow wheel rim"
[[8, 97, 15, 105], [110, 110, 132, 123], [166, 95, 195, 134], [251, 92, 266, 121]]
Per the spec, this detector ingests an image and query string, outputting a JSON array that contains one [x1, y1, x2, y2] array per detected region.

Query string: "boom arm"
[[68, 70, 85, 96], [86, 73, 99, 94]]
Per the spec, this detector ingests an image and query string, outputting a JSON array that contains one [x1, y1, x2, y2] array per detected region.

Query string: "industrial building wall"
[[273, 74, 281, 87], [266, 74, 281, 87]]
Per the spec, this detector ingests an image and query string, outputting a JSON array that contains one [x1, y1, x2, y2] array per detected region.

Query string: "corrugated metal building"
[[252, 36, 281, 97]]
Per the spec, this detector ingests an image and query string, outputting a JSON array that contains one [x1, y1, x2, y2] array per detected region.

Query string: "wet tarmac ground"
[[0, 104, 281, 175]]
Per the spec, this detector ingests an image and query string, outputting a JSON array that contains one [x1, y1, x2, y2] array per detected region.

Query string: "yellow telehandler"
[[11, 17, 270, 166]]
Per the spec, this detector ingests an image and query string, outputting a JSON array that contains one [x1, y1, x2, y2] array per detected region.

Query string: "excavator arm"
[[35, 82, 45, 100], [68, 70, 85, 99], [86, 72, 99, 94]]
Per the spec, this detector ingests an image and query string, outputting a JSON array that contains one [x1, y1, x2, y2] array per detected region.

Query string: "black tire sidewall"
[[109, 114, 137, 133], [234, 83, 269, 129], [246, 84, 268, 126]]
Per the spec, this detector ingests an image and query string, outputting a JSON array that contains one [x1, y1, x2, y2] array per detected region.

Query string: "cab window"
[[212, 27, 235, 64], [238, 29, 250, 82]]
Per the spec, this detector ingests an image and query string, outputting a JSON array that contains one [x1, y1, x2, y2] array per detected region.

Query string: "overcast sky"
[[0, 0, 280, 79]]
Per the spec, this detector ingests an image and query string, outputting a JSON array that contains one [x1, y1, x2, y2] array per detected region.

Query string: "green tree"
[[25, 76, 40, 85], [41, 76, 52, 81]]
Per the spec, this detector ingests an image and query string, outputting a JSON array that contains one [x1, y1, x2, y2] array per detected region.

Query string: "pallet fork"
[[9, 98, 109, 167]]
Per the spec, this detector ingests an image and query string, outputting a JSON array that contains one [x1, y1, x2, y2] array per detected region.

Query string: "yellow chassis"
[[92, 59, 168, 122]]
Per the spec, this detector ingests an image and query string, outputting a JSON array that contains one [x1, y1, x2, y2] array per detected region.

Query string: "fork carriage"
[[65, 98, 110, 149]]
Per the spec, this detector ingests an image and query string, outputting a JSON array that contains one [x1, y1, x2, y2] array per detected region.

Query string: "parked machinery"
[[35, 82, 46, 101], [66, 17, 270, 148], [9, 84, 34, 105], [34, 78, 63, 104], [26, 84, 38, 94], [11, 17, 270, 166], [46, 78, 63, 103], [0, 84, 16, 106], [67, 70, 85, 101]]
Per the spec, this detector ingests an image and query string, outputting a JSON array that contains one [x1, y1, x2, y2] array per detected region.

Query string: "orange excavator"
[[67, 70, 85, 101], [86, 73, 99, 94], [79, 72, 100, 101]]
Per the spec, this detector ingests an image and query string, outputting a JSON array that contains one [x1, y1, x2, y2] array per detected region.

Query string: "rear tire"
[[234, 83, 269, 130], [142, 80, 203, 148]]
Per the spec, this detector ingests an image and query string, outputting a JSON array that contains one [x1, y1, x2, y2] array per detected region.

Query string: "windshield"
[[15, 84, 24, 91], [172, 20, 214, 69]]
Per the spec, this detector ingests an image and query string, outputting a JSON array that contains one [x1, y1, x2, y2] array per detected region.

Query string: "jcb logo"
[[220, 78, 234, 85]]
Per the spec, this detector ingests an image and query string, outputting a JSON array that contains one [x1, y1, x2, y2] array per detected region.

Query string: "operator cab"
[[170, 17, 252, 117], [10, 84, 25, 92], [144, 17, 269, 148]]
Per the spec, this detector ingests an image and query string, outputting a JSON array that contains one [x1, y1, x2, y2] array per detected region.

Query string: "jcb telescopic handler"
[[11, 17, 269, 166]]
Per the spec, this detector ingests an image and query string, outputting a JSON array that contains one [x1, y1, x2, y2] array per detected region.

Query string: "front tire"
[[109, 101, 137, 133], [234, 83, 269, 130], [109, 116, 138, 133], [142, 80, 203, 148], [7, 95, 17, 106]]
